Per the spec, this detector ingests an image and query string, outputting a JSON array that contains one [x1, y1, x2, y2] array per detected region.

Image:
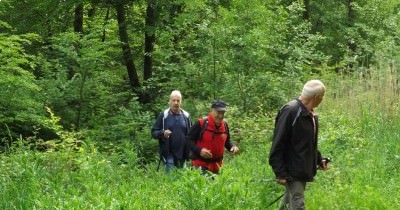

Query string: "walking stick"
[[266, 193, 285, 209]]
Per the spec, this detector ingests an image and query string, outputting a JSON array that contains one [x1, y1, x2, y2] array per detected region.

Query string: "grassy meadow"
[[1, 69, 400, 209]]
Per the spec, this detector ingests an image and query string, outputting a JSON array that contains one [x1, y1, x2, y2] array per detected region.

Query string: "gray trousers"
[[279, 181, 306, 210]]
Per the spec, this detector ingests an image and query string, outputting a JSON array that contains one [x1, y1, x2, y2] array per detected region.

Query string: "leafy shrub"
[[0, 31, 56, 143]]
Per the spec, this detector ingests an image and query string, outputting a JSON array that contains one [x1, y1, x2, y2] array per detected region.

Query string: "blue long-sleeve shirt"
[[151, 108, 192, 160]]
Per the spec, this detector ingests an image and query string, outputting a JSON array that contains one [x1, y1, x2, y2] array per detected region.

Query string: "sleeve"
[[186, 120, 202, 155], [268, 106, 292, 179], [224, 122, 234, 151], [151, 113, 164, 140]]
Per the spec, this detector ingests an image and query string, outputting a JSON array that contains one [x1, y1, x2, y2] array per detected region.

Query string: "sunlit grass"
[[307, 67, 400, 209]]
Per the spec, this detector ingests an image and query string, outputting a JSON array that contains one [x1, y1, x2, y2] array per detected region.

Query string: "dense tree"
[[0, 0, 399, 147], [303, 0, 310, 20], [74, 2, 84, 34], [144, 0, 157, 81], [0, 29, 55, 142], [114, 1, 141, 90]]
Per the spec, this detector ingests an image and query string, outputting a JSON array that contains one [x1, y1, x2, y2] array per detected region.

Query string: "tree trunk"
[[347, 0, 355, 27], [115, 2, 141, 90], [169, 2, 183, 63], [144, 0, 156, 80], [76, 68, 88, 130], [88, 4, 96, 18], [74, 3, 84, 33], [74, 3, 84, 127], [303, 0, 310, 20], [347, 0, 357, 52], [102, 7, 110, 42]]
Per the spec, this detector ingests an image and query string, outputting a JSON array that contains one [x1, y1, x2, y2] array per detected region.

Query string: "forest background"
[[1, 0, 400, 209]]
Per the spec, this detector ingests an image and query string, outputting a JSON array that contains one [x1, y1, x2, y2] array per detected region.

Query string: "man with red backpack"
[[186, 99, 239, 174]]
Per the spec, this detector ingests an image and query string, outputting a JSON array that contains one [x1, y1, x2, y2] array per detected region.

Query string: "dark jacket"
[[269, 99, 323, 182], [151, 108, 192, 160]]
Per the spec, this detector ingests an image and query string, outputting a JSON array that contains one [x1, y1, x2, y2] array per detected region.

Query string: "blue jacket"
[[151, 108, 192, 160]]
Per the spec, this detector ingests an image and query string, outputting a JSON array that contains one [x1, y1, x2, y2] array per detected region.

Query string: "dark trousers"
[[279, 181, 306, 210]]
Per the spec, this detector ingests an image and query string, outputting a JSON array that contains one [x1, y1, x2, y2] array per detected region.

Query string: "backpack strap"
[[163, 108, 190, 130], [162, 108, 169, 130], [199, 117, 208, 139], [181, 109, 190, 118], [289, 100, 303, 127], [199, 117, 230, 139], [291, 107, 302, 127], [223, 120, 229, 134], [275, 101, 303, 128]]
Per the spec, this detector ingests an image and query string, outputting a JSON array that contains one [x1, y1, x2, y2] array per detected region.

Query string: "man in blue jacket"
[[269, 80, 329, 209], [151, 90, 192, 173]]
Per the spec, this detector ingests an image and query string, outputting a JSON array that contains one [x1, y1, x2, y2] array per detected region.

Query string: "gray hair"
[[301, 80, 326, 98], [170, 90, 182, 99]]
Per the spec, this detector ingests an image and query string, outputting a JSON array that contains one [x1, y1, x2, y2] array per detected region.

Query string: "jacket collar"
[[295, 98, 314, 116]]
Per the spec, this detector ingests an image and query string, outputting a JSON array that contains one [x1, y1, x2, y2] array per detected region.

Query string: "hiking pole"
[[157, 156, 167, 172], [261, 178, 276, 182], [253, 177, 284, 208], [266, 193, 285, 209], [264, 158, 332, 208], [156, 158, 161, 171], [249, 177, 276, 183], [247, 177, 284, 208]]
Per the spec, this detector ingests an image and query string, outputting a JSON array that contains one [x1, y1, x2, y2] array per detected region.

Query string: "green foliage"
[[0, 115, 279, 209], [2, 84, 400, 208], [33, 30, 159, 159], [0, 0, 400, 208], [38, 31, 130, 129], [0, 20, 12, 32], [0, 138, 141, 209], [0, 0, 76, 36], [308, 108, 400, 209], [153, 0, 327, 112], [309, 0, 400, 68], [0, 31, 53, 142], [85, 98, 157, 163]]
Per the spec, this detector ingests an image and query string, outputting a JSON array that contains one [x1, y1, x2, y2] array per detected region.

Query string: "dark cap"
[[211, 99, 227, 112]]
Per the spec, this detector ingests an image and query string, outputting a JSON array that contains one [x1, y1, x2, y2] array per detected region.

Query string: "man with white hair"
[[269, 80, 329, 209], [151, 90, 192, 173]]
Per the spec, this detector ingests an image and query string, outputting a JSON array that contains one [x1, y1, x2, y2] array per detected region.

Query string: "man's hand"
[[163, 129, 172, 139], [319, 159, 329, 170], [230, 146, 239, 154], [200, 148, 213, 159], [276, 178, 287, 186]]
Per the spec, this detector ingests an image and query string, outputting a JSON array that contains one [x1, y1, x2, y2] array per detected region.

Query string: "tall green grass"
[[307, 67, 400, 209], [1, 68, 400, 209]]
